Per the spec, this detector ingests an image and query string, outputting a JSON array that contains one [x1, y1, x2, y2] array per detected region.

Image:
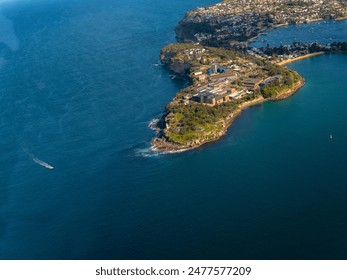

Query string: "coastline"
[[269, 78, 305, 100], [277, 52, 325, 66], [152, 96, 264, 153], [152, 2, 347, 154], [152, 78, 304, 153]]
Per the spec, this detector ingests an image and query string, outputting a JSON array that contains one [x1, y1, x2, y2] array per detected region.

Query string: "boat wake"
[[22, 147, 55, 170], [31, 156, 54, 170]]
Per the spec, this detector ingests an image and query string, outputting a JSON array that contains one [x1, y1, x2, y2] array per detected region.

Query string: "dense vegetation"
[[261, 69, 301, 98], [165, 102, 238, 144]]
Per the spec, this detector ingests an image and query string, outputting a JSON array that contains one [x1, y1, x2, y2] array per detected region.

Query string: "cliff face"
[[160, 49, 191, 77], [160, 50, 175, 64], [168, 60, 191, 76]]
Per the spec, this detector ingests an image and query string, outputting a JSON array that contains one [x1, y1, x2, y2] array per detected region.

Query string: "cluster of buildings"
[[181, 0, 347, 43], [180, 47, 206, 60], [162, 43, 288, 107], [192, 85, 249, 106], [189, 64, 282, 106], [248, 42, 334, 63], [190, 64, 254, 106]]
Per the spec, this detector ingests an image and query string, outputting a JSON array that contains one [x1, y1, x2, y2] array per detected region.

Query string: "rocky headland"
[[152, 0, 347, 152]]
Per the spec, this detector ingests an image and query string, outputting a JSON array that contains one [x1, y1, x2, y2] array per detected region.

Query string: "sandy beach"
[[277, 52, 325, 66]]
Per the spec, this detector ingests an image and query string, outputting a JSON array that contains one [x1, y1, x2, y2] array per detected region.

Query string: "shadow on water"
[[0, 7, 22, 242], [0, 135, 19, 241]]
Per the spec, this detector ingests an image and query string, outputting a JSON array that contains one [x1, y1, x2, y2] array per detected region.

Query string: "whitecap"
[[134, 147, 160, 157], [148, 118, 160, 131]]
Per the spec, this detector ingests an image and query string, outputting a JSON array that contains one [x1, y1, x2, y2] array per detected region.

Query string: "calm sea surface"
[[0, 0, 346, 259]]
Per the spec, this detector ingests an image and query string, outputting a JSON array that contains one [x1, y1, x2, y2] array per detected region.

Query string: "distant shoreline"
[[274, 15, 347, 28], [248, 17, 347, 46]]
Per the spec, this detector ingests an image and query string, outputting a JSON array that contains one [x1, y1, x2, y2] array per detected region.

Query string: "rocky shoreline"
[[152, 78, 304, 152], [268, 79, 305, 100]]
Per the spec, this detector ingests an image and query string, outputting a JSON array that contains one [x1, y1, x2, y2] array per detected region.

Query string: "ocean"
[[0, 0, 346, 259]]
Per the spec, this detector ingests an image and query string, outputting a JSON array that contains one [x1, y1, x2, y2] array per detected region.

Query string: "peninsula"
[[152, 0, 347, 152]]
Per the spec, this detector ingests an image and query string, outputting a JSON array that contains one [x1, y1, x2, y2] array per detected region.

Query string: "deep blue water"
[[0, 0, 346, 260]]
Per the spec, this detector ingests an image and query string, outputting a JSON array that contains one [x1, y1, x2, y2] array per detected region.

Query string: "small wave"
[[150, 145, 191, 155], [132, 144, 191, 157], [153, 63, 163, 67], [148, 118, 160, 131], [134, 147, 160, 157]]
